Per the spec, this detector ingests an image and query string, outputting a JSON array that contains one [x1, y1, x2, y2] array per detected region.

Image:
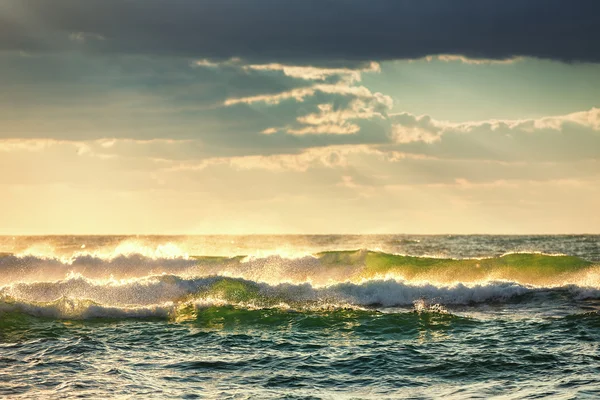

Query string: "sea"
[[1, 235, 599, 399]]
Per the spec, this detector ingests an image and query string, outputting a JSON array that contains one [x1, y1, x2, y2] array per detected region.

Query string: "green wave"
[[173, 304, 473, 332], [189, 251, 594, 284], [1, 249, 595, 286], [314, 250, 593, 284]]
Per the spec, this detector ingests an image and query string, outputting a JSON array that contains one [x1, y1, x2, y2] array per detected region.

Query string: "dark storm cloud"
[[1, 0, 599, 63]]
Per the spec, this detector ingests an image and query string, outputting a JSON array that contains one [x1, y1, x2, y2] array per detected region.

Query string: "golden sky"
[[1, 1, 599, 234]]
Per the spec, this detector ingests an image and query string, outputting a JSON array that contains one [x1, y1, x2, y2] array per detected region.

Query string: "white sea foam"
[[2, 273, 600, 320], [0, 296, 175, 319]]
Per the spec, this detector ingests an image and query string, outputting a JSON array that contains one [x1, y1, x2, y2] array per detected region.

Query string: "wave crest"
[[2, 273, 600, 320], [1, 250, 597, 287]]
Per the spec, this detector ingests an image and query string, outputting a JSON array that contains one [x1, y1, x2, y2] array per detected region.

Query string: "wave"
[[2, 248, 599, 320], [2, 273, 600, 320], [0, 296, 173, 320], [1, 249, 598, 287]]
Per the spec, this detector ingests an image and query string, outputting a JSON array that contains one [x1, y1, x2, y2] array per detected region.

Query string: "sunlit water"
[[1, 235, 599, 399]]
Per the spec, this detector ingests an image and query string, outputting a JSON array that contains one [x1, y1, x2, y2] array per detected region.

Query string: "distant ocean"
[[1, 235, 599, 399]]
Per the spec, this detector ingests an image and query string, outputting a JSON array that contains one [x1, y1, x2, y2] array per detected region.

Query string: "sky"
[[1, 0, 599, 234]]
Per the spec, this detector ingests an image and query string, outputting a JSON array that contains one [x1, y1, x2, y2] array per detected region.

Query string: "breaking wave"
[[1, 248, 598, 284], [2, 274, 600, 320], [1, 248, 599, 320]]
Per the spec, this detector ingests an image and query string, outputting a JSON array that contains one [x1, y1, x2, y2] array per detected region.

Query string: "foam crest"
[[1, 249, 598, 288], [3, 273, 600, 320], [0, 296, 174, 319], [0, 253, 201, 284], [16, 241, 191, 262]]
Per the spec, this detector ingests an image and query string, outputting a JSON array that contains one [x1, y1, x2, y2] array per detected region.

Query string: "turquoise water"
[[1, 235, 599, 399]]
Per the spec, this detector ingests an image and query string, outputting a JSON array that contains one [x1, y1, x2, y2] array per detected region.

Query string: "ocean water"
[[1, 235, 600, 399]]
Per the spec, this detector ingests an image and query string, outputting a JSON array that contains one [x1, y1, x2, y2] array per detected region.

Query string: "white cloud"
[[193, 58, 381, 83], [0, 138, 198, 162], [165, 145, 387, 172], [421, 54, 523, 65], [224, 86, 316, 105], [276, 99, 388, 136], [435, 108, 600, 133], [243, 61, 380, 82], [223, 83, 389, 106], [287, 123, 361, 135], [298, 100, 386, 126], [392, 124, 441, 144], [162, 144, 437, 174], [223, 59, 389, 113], [390, 107, 600, 144], [534, 107, 600, 131], [0, 139, 91, 154], [69, 32, 105, 43], [193, 57, 241, 68], [0, 139, 57, 152], [223, 61, 392, 137], [389, 113, 442, 143]]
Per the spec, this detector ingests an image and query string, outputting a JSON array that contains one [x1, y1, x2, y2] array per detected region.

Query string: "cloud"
[[2, 135, 600, 235], [390, 108, 600, 143], [297, 102, 385, 126], [242, 62, 380, 82], [68, 32, 105, 43], [391, 114, 442, 144], [0, 138, 91, 154], [269, 97, 390, 136], [164, 145, 384, 173], [218, 60, 391, 137], [441, 108, 600, 133], [223, 83, 386, 106], [286, 123, 361, 136], [421, 55, 523, 65], [194, 58, 242, 68], [2, 137, 599, 189], [283, 100, 386, 136], [388, 108, 600, 162], [1, 49, 598, 164], [2, 0, 599, 63]]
